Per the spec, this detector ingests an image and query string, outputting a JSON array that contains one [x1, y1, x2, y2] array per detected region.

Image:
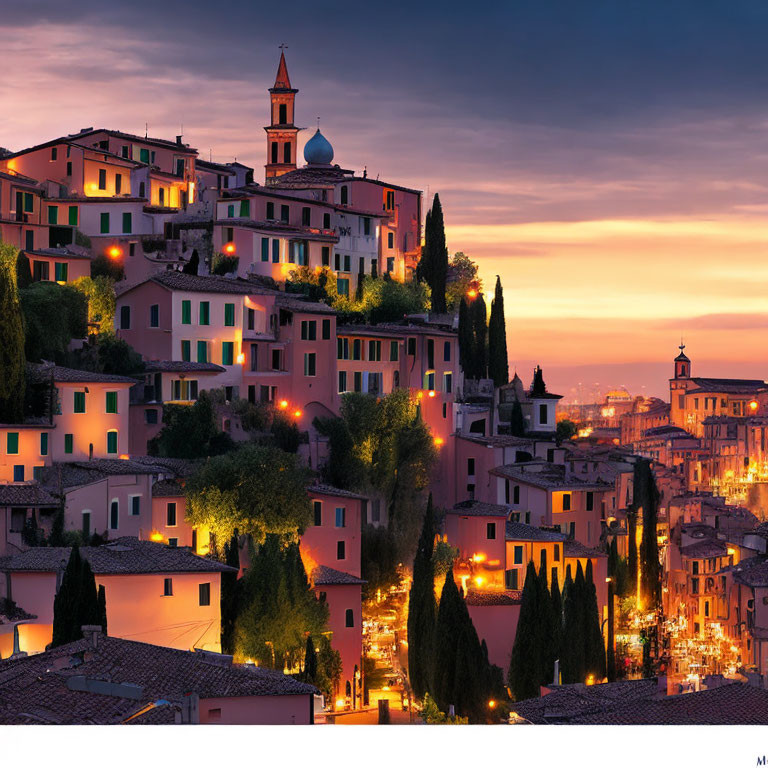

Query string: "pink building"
[[24, 247, 91, 283], [0, 169, 47, 252], [0, 537, 233, 655]]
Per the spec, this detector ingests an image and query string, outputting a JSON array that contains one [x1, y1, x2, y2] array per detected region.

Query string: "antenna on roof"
[[317, 116, 320, 130], [145, 123, 148, 139], [209, 148, 212, 162]]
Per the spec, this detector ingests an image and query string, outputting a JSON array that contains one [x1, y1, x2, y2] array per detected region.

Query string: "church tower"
[[265, 50, 300, 184], [674, 343, 690, 379]]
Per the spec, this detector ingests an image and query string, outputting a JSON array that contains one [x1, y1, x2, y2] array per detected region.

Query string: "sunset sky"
[[4, 1, 768, 399]]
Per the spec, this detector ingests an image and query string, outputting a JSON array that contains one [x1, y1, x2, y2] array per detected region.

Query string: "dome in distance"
[[304, 129, 334, 165]]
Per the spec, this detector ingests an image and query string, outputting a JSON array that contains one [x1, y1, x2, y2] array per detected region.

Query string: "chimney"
[[176, 135, 183, 145], [81, 624, 102, 649], [552, 659, 560, 686], [181, 692, 199, 723]]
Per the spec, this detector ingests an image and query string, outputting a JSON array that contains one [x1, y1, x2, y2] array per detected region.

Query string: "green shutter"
[[100, 212, 110, 233], [107, 431, 118, 454], [48, 206, 58, 225], [181, 340, 191, 361], [224, 303, 235, 326], [181, 299, 191, 324], [261, 238, 269, 262], [106, 391, 118, 413], [68, 206, 78, 225], [199, 302, 210, 325], [239, 200, 250, 217], [122, 212, 132, 233], [222, 342, 234, 366], [40, 432, 49, 456], [55, 263, 68, 282], [64, 434, 74, 454], [227, 204, 234, 218], [6, 432, 19, 454], [74, 391, 86, 413], [140, 148, 150, 163], [24, 193, 34, 212], [272, 240, 279, 263], [197, 341, 208, 363]]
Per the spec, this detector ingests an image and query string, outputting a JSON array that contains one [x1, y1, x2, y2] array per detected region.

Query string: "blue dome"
[[304, 129, 334, 165]]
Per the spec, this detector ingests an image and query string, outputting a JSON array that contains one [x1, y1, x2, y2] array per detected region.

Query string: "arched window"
[[283, 143, 291, 164], [271, 142, 278, 164], [279, 103, 287, 124]]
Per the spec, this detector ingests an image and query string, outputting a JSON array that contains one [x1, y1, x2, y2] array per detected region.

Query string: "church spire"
[[273, 49, 292, 90], [265, 48, 300, 184]]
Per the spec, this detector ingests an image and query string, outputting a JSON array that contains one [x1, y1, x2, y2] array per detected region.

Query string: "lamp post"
[[606, 576, 616, 682]]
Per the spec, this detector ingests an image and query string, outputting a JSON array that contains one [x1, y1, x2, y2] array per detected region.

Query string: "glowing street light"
[[107, 245, 122, 259], [278, 400, 289, 409], [223, 242, 236, 255]]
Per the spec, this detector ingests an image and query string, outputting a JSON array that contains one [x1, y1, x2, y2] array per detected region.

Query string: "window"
[[304, 353, 316, 376], [323, 212, 331, 229], [388, 231, 394, 248], [353, 371, 362, 392], [345, 608, 354, 628], [181, 299, 191, 325], [301, 320, 317, 340], [105, 391, 118, 414], [337, 541, 346, 560], [222, 342, 234, 366], [239, 200, 250, 217], [272, 239, 280, 263], [505, 569, 519, 590], [131, 496, 140, 516], [554, 544, 561, 562], [159, 188, 165, 206], [368, 340, 381, 361], [513, 485, 521, 504], [313, 501, 322, 526], [363, 218, 371, 236], [181, 340, 191, 361], [106, 431, 118, 454], [122, 212, 132, 233], [486, 522, 496, 540], [271, 142, 278, 163], [322, 318, 331, 340], [51, 147, 58, 161], [352, 339, 362, 361], [444, 373, 453, 394], [48, 206, 58, 225], [40, 432, 48, 456], [302, 207, 311, 226], [199, 583, 211, 606], [140, 148, 150, 164], [467, 458, 475, 476], [82, 511, 91, 537], [444, 341, 452, 362], [74, 391, 86, 413], [149, 304, 159, 327], [337, 338, 349, 360], [338, 371, 347, 393], [64, 434, 74, 454], [54, 263, 68, 282], [167, 502, 177, 527], [13, 465, 24, 482], [6, 432, 19, 455], [223, 303, 235, 327], [115, 174, 122, 195], [100, 212, 110, 233], [121, 145, 129, 158], [514, 545, 524, 565], [66, 160, 73, 176], [586, 491, 594, 511], [227, 204, 235, 218], [98, 168, 107, 189], [337, 278, 349, 297], [68, 206, 78, 225], [271, 349, 281, 370], [340, 186, 348, 205], [539, 404, 548, 423], [335, 507, 346, 528], [280, 205, 289, 223], [407, 338, 416, 356], [278, 103, 287, 124], [283, 143, 291, 163], [390, 341, 399, 361], [164, 578, 173, 596], [119, 305, 131, 330], [145, 409, 158, 425], [110, 500, 119, 530], [139, 182, 146, 198], [33, 261, 49, 281], [23, 193, 34, 213], [562, 493, 571, 511], [266, 201, 275, 219], [199, 301, 210, 325]]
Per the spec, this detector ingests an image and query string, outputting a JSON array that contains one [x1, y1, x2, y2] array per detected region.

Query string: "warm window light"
[[727, 547, 736, 556], [474, 576, 485, 587], [750, 400, 759, 411], [149, 530, 164, 543], [223, 242, 236, 255], [335, 698, 346, 709], [278, 400, 289, 409], [107, 245, 122, 259], [428, 390, 436, 398], [236, 353, 245, 365], [433, 437, 444, 446], [119, 454, 130, 460], [586, 674, 595, 686], [488, 700, 496, 709], [472, 553, 486, 563]]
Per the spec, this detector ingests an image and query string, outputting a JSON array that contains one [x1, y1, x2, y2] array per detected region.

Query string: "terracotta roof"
[[680, 540, 728, 559], [490, 464, 610, 492], [308, 483, 367, 501], [144, 361, 225, 373], [690, 377, 767, 392], [564, 540, 607, 559], [569, 682, 768, 725], [32, 363, 138, 385], [447, 500, 510, 518], [337, 324, 407, 339], [312, 565, 366, 586], [0, 537, 236, 575], [151, 479, 186, 497], [25, 248, 93, 261], [147, 271, 255, 295], [465, 589, 521, 606], [506, 521, 567, 542], [729, 556, 768, 587], [0, 484, 59, 507], [0, 634, 315, 725]]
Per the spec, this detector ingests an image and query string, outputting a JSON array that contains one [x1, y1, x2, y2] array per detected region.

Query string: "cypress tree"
[[78, 559, 101, 630], [183, 249, 199, 275], [49, 508, 65, 546], [562, 564, 588, 684], [458, 298, 474, 379], [51, 547, 101, 648], [488, 276, 509, 387], [584, 560, 606, 681], [433, 568, 461, 712], [16, 250, 32, 289], [627, 509, 638, 599], [608, 537, 618, 582], [510, 397, 526, 437], [550, 576, 564, 684], [537, 564, 556, 686], [470, 292, 488, 380], [636, 459, 661, 610], [0, 243, 26, 423], [417, 194, 448, 314], [97, 584, 107, 634], [407, 495, 437, 700], [508, 561, 542, 700], [304, 634, 318, 683], [221, 533, 241, 654]]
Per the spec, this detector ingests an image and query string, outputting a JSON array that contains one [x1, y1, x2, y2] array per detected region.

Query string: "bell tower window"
[[279, 103, 287, 124], [283, 143, 291, 164], [271, 142, 278, 164]]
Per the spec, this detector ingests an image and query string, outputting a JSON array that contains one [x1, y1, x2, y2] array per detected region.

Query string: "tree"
[[487, 276, 508, 387], [561, 564, 586, 684], [446, 252, 481, 313], [550, 576, 564, 684], [510, 397, 526, 437], [469, 292, 488, 380], [407, 495, 437, 700], [303, 634, 318, 683], [68, 332, 144, 376], [417, 194, 448, 314], [221, 533, 241, 654], [71, 276, 116, 333], [19, 281, 88, 363], [0, 243, 26, 423], [458, 298, 474, 379], [15, 250, 32, 289], [49, 508, 65, 546], [584, 560, 606, 681], [51, 546, 104, 648], [98, 584, 107, 635], [233, 535, 330, 673], [270, 412, 301, 453], [148, 391, 234, 459], [183, 249, 200, 275], [185, 444, 312, 545], [635, 458, 661, 610], [91, 253, 124, 282], [556, 419, 578, 444], [509, 561, 545, 700]]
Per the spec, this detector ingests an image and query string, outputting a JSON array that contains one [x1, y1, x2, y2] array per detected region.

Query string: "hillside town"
[[2, 52, 768, 726]]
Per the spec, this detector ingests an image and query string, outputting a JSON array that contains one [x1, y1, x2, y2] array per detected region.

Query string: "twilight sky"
[[4, 1, 768, 399]]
